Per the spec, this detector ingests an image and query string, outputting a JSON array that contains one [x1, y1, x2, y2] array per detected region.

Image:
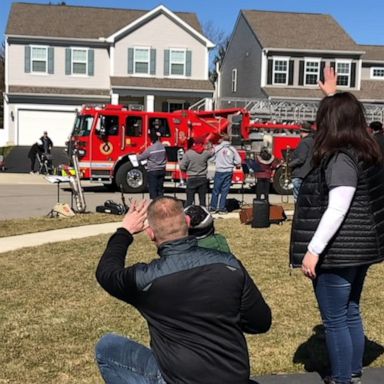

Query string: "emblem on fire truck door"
[[100, 141, 113, 155]]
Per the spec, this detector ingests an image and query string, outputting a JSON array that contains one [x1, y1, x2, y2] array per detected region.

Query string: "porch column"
[[145, 95, 155, 112], [111, 93, 119, 105], [204, 98, 213, 111]]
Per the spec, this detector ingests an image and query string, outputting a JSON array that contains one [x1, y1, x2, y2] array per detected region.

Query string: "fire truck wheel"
[[272, 167, 293, 195], [115, 162, 147, 193]]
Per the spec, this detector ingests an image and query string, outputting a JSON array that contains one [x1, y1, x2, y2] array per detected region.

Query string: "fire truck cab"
[[68, 104, 302, 194]]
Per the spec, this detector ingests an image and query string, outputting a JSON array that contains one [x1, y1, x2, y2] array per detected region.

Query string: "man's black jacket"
[[96, 229, 271, 384]]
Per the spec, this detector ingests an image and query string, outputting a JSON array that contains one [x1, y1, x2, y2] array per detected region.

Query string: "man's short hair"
[[147, 197, 188, 242], [369, 121, 383, 132]]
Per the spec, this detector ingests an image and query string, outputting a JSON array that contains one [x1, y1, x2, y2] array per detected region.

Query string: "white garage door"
[[18, 109, 77, 146]]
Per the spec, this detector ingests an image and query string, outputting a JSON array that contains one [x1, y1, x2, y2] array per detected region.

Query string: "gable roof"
[[359, 45, 384, 62], [6, 2, 203, 40], [241, 10, 359, 52]]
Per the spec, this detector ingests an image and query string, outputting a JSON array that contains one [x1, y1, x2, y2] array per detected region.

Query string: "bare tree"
[[202, 21, 229, 85]]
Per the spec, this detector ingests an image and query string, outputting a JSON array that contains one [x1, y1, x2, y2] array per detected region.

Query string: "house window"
[[31, 46, 48, 73], [304, 60, 320, 85], [170, 49, 186, 76], [371, 67, 384, 79], [134, 48, 150, 74], [72, 48, 88, 75], [336, 61, 351, 87], [273, 58, 289, 85], [232, 68, 238, 92]]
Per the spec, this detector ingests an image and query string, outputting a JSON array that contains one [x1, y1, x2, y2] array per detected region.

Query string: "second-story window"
[[371, 67, 384, 79], [170, 49, 186, 76], [336, 60, 351, 87], [72, 48, 88, 75], [273, 58, 289, 85], [134, 48, 150, 74], [31, 46, 48, 73], [304, 59, 321, 85], [232, 68, 238, 92]]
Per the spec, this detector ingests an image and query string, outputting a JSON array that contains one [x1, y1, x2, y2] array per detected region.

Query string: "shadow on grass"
[[293, 324, 384, 378]]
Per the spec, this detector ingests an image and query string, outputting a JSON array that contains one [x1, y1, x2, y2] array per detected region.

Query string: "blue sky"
[[2, 0, 384, 45]]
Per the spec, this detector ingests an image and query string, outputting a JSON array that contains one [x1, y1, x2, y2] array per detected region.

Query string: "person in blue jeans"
[[290, 68, 384, 384], [209, 134, 241, 213], [95, 197, 271, 384]]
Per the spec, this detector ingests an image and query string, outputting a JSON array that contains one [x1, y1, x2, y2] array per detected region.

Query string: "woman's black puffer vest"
[[290, 150, 384, 269]]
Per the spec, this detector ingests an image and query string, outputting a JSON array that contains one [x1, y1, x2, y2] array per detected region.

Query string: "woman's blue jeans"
[[95, 333, 166, 384], [313, 265, 369, 384]]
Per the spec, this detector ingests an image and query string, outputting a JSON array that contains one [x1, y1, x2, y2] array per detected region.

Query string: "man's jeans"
[[95, 333, 166, 384], [186, 177, 208, 207], [147, 170, 166, 200], [210, 171, 232, 210], [313, 266, 369, 384], [292, 177, 303, 202]]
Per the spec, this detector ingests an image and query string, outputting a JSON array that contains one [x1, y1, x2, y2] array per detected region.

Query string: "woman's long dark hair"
[[313, 92, 382, 166]]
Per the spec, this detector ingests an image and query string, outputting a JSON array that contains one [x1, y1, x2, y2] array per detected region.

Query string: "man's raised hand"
[[122, 200, 150, 234]]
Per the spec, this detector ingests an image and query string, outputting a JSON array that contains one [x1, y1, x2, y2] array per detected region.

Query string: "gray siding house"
[[2, 3, 214, 146], [217, 10, 384, 120]]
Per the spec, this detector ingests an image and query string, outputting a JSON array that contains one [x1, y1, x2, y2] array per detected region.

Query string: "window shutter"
[[127, 48, 134, 74], [48, 47, 54, 74], [88, 49, 94, 76], [150, 48, 156, 75], [267, 59, 273, 85], [319, 61, 326, 82], [186, 50, 192, 76], [65, 48, 71, 75], [330, 61, 336, 70], [350, 62, 356, 88], [298, 60, 304, 86], [25, 46, 31, 73], [162, 102, 168, 112], [288, 60, 294, 85], [164, 49, 170, 76]]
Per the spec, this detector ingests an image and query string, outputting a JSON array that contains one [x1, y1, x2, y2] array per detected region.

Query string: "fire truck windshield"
[[72, 115, 94, 136]]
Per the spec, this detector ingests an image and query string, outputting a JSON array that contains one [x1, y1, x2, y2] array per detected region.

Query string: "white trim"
[[204, 49, 209, 80], [231, 68, 237, 93], [264, 47, 365, 55], [304, 57, 321, 86], [335, 59, 352, 88], [5, 36, 9, 93], [357, 59, 362, 90], [370, 67, 384, 79], [260, 50, 268, 87], [30, 45, 48, 74], [110, 45, 115, 76], [106, 5, 215, 48], [272, 56, 290, 86]]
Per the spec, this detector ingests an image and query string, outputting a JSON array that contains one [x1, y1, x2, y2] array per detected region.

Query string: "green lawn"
[[0, 219, 383, 383]]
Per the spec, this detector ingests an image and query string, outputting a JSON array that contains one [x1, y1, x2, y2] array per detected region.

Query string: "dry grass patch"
[[0, 219, 382, 383]]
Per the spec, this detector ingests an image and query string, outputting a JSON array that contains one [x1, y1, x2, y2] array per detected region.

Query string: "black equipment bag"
[[251, 198, 270, 228], [225, 198, 241, 212], [96, 200, 127, 215]]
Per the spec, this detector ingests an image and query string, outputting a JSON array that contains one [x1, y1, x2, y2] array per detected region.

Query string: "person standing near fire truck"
[[288, 122, 315, 202], [138, 132, 167, 199], [209, 134, 242, 213]]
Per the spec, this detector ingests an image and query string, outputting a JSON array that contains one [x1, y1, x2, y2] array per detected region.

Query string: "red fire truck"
[[67, 104, 301, 194]]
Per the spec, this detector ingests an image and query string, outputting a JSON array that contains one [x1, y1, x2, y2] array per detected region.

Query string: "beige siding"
[[114, 13, 207, 79], [8, 43, 110, 88]]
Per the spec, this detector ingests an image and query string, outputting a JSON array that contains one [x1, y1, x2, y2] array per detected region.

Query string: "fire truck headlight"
[[78, 149, 86, 157]]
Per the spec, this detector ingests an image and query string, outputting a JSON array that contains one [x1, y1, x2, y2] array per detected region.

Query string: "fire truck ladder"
[[219, 97, 384, 123]]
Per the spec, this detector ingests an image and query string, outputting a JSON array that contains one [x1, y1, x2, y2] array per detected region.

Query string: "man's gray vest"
[[290, 151, 384, 269]]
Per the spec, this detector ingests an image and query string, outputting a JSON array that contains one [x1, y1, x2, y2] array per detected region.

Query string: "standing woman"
[[290, 68, 384, 384]]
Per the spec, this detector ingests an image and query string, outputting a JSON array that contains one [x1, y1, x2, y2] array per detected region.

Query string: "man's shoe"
[[30, 171, 34, 175], [351, 373, 362, 384], [218, 209, 228, 215], [208, 207, 217, 213]]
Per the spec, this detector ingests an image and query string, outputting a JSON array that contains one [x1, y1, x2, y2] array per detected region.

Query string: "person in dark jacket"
[[138, 133, 167, 199], [40, 131, 53, 154], [369, 120, 384, 158], [291, 67, 384, 384], [27, 141, 43, 174], [179, 137, 213, 207], [254, 147, 279, 201], [95, 197, 271, 384], [288, 122, 315, 202], [184, 204, 231, 252]]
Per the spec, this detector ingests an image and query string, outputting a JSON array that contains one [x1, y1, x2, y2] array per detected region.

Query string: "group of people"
[[27, 131, 53, 174], [94, 66, 384, 384]]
